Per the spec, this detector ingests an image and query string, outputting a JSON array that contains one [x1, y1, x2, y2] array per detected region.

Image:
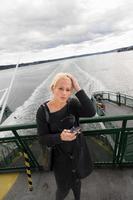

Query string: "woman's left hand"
[[67, 74, 81, 92]]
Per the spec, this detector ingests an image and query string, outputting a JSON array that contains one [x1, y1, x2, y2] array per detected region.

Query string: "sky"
[[0, 0, 133, 65]]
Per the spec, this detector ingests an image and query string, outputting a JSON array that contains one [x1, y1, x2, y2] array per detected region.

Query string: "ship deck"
[[1, 100, 133, 200], [104, 100, 133, 127], [3, 168, 133, 200], [104, 100, 133, 116]]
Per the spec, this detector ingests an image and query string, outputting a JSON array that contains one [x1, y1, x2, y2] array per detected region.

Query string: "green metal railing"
[[93, 91, 133, 108], [0, 114, 133, 172], [92, 91, 133, 162]]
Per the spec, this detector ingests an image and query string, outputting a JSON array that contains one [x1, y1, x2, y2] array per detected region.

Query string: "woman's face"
[[52, 78, 72, 103]]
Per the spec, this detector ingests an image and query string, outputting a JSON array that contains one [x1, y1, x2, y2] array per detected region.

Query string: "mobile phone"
[[70, 126, 81, 135]]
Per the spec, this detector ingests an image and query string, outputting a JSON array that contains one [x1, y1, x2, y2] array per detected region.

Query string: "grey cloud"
[[0, 0, 133, 53]]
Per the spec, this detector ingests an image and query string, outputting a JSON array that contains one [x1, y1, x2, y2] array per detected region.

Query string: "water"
[[0, 51, 133, 134]]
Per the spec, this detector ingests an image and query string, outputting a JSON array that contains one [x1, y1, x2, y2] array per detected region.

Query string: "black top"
[[36, 89, 96, 149], [36, 89, 96, 186]]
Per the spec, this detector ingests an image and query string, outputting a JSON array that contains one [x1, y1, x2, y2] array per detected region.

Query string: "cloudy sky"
[[0, 0, 133, 64]]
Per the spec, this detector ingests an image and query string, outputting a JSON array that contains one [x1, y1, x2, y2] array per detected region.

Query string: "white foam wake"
[[1, 61, 107, 138]]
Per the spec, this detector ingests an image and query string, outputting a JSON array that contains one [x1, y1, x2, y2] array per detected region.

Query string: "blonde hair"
[[50, 72, 73, 90]]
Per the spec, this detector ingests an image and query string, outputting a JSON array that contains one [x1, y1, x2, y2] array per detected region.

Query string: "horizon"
[[0, 43, 133, 67]]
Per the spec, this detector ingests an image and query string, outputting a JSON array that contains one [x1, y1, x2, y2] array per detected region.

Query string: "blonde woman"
[[36, 73, 96, 200]]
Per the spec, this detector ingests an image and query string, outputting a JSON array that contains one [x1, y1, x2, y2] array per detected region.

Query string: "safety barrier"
[[0, 114, 133, 173], [93, 91, 133, 108]]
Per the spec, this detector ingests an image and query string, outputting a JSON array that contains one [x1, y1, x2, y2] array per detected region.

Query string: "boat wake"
[[1, 61, 106, 137]]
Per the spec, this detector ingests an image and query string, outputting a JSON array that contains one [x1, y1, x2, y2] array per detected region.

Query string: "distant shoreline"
[[0, 45, 133, 70]]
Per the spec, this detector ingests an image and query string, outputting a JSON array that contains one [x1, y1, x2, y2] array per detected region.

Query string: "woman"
[[36, 73, 96, 200]]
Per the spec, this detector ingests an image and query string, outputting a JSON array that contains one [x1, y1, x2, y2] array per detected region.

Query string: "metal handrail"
[[0, 114, 133, 172], [93, 91, 133, 108]]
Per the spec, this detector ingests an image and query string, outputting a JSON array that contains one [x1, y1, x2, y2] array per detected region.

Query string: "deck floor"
[[2, 101, 133, 200], [3, 168, 133, 200], [104, 101, 133, 116], [104, 101, 133, 127]]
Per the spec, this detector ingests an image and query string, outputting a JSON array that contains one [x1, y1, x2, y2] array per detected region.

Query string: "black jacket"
[[36, 89, 96, 189]]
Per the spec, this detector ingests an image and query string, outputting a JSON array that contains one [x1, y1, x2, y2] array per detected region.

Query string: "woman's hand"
[[60, 129, 77, 141], [67, 74, 81, 92]]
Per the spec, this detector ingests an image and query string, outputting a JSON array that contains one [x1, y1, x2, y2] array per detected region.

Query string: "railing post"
[[12, 130, 40, 168], [23, 151, 33, 191], [119, 124, 128, 164], [117, 92, 121, 106], [115, 120, 127, 165], [113, 132, 120, 165]]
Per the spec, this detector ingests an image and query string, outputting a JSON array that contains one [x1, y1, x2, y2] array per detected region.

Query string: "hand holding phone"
[[70, 126, 81, 135]]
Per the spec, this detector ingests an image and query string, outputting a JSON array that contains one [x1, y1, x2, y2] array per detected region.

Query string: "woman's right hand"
[[60, 129, 77, 141]]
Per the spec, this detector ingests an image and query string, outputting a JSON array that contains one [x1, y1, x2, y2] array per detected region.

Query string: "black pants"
[[56, 177, 81, 200]]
